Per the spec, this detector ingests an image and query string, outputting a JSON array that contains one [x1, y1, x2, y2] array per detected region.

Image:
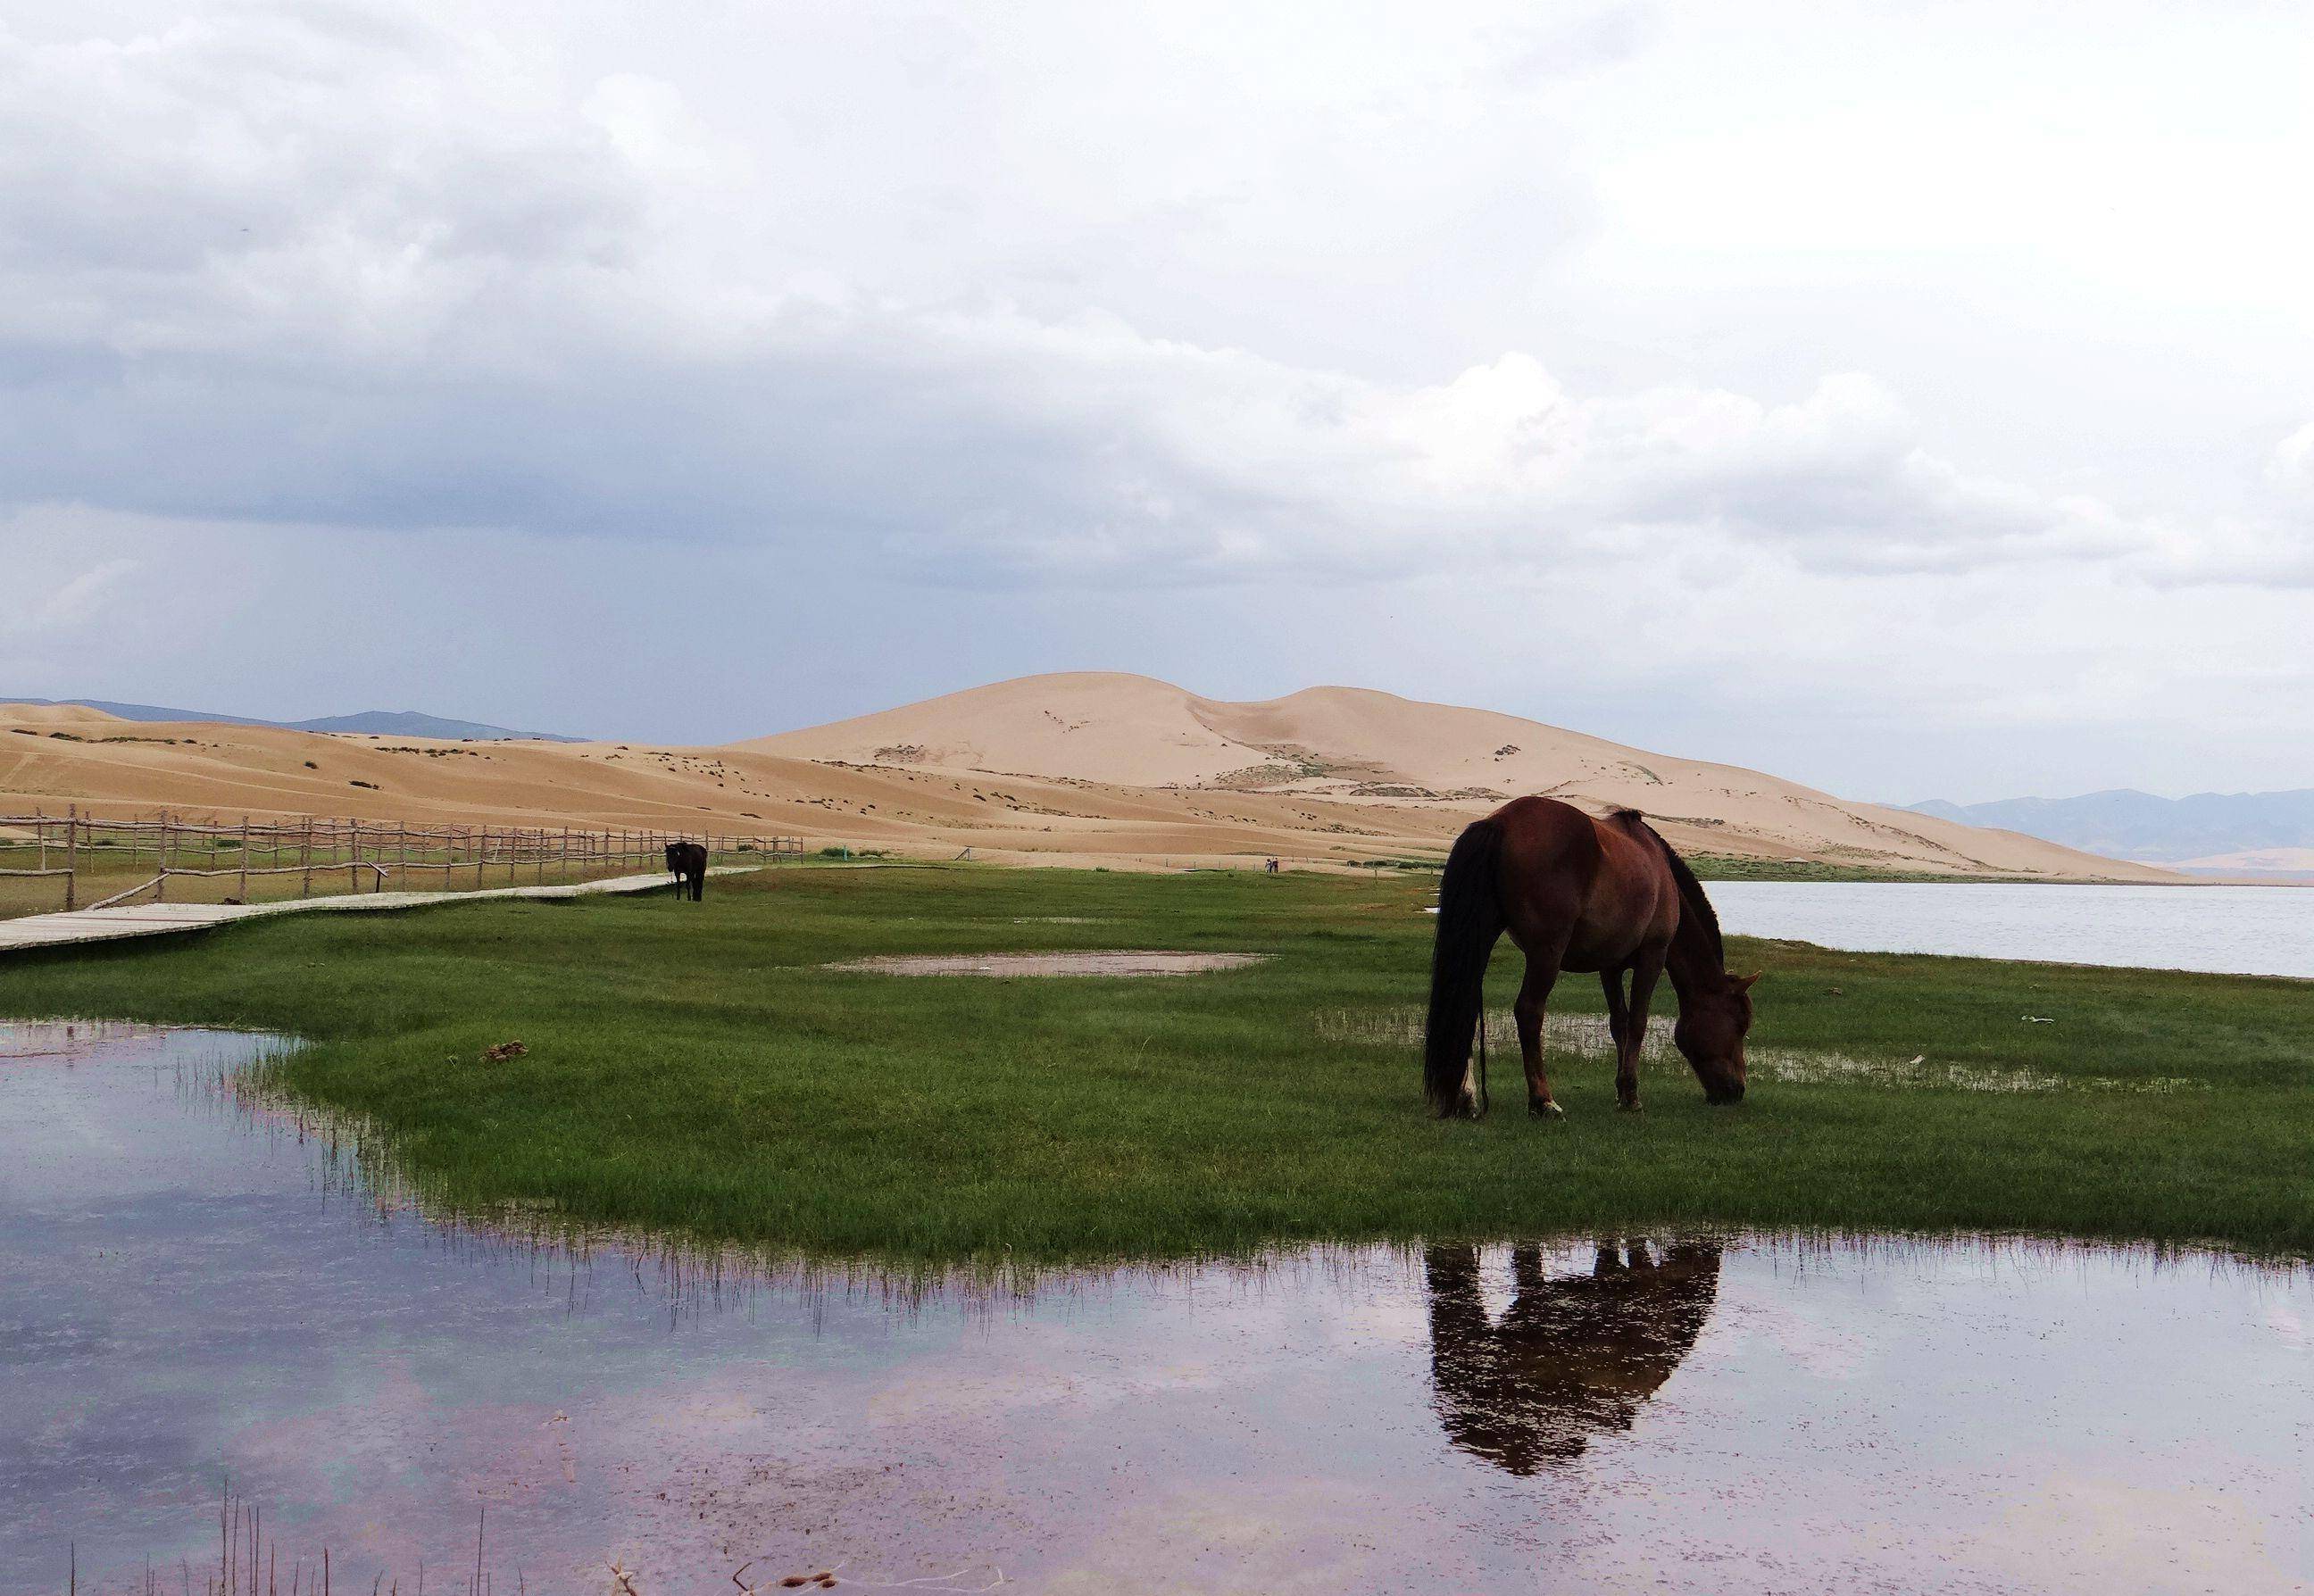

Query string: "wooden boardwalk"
[[0, 866, 758, 957]]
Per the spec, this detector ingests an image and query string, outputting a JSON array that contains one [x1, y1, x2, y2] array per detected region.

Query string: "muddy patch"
[[828, 950, 1269, 977]]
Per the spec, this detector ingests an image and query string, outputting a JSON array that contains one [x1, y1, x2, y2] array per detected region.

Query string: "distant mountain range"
[[3, 698, 580, 743], [1906, 790, 2314, 869]]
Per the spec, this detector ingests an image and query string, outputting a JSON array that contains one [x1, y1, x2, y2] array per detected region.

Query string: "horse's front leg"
[[1618, 948, 1667, 1111], [1515, 952, 1565, 1118], [1599, 967, 1632, 1088]]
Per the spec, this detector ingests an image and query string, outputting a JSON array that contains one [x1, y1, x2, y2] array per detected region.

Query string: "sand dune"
[[745, 673, 2171, 879], [4, 702, 129, 727], [4, 677, 2173, 880]]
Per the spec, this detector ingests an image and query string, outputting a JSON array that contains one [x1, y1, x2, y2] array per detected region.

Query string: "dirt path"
[[0, 867, 759, 958]]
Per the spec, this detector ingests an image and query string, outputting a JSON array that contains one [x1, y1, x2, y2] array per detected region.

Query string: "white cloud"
[[0, 552, 143, 637], [0, 1, 2309, 795], [39, 558, 141, 628], [2266, 421, 2314, 498]]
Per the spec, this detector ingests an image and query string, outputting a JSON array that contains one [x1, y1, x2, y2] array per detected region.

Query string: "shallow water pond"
[[4, 1023, 2308, 1594], [1711, 880, 2314, 978]]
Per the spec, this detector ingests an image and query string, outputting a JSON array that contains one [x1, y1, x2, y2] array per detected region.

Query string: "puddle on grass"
[[4, 1022, 2309, 1594]]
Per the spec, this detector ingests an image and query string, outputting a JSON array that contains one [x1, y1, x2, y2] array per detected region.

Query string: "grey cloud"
[[2, 0, 2307, 603], [1485, 2, 1663, 87]]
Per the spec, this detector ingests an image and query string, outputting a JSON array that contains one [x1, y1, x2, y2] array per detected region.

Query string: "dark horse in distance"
[[664, 840, 709, 902], [1425, 1239, 1722, 1474], [1425, 797, 1757, 1117]]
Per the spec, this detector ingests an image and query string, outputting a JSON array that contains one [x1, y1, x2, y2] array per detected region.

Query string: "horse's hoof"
[[1530, 1100, 1563, 1118], [1617, 1101, 1644, 1113]]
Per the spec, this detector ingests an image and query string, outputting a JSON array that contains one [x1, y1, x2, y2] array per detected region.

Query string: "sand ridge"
[[742, 673, 2172, 879], [3, 702, 129, 727], [4, 677, 2176, 880]]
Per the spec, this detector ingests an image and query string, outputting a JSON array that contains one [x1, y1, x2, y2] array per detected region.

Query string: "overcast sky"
[[3, 1, 2309, 802]]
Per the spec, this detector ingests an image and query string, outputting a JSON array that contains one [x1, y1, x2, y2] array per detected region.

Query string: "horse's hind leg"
[[1514, 952, 1565, 1118]]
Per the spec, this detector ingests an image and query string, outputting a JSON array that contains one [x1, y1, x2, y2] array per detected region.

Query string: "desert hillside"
[[745, 673, 2171, 879], [3, 677, 2173, 880], [5, 702, 132, 727]]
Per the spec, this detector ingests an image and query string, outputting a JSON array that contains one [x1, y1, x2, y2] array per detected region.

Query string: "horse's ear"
[[1733, 971, 1762, 993]]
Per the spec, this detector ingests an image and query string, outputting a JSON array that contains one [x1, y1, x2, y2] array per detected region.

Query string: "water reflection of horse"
[[1424, 1239, 1722, 1475]]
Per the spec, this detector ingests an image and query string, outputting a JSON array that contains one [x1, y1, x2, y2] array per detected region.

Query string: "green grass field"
[[4, 864, 2307, 1265]]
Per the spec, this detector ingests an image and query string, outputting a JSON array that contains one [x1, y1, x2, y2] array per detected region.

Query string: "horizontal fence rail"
[[0, 808, 803, 914]]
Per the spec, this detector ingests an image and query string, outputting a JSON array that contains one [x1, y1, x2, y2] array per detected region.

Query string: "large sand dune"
[[4, 676, 2172, 879], [4, 702, 130, 727], [744, 673, 2169, 879]]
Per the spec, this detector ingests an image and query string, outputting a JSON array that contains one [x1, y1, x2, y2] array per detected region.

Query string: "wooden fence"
[[0, 808, 804, 912]]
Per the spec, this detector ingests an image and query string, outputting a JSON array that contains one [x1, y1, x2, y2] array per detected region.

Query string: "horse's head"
[[1674, 971, 1759, 1104], [664, 842, 680, 870]]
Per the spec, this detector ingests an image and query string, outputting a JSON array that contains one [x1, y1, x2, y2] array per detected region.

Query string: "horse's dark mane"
[[1631, 817, 1723, 970]]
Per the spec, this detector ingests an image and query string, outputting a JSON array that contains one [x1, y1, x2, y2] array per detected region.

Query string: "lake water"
[[5, 1023, 2309, 1594], [1710, 881, 2314, 978]]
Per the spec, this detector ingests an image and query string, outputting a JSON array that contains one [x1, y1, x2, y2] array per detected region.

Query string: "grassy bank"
[[4, 864, 2307, 1263]]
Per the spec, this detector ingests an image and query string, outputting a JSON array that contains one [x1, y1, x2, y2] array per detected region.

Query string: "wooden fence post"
[[156, 811, 171, 902], [238, 816, 250, 902], [64, 804, 78, 910], [301, 817, 314, 898]]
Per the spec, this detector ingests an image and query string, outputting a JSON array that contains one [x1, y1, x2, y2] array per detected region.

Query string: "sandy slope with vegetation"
[[4, 677, 2171, 879]]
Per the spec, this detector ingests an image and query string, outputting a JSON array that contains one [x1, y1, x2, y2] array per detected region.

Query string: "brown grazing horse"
[[1424, 797, 1757, 1117]]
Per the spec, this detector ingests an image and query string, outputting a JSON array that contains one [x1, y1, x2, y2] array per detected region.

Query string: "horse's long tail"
[[1424, 818, 1506, 1116]]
